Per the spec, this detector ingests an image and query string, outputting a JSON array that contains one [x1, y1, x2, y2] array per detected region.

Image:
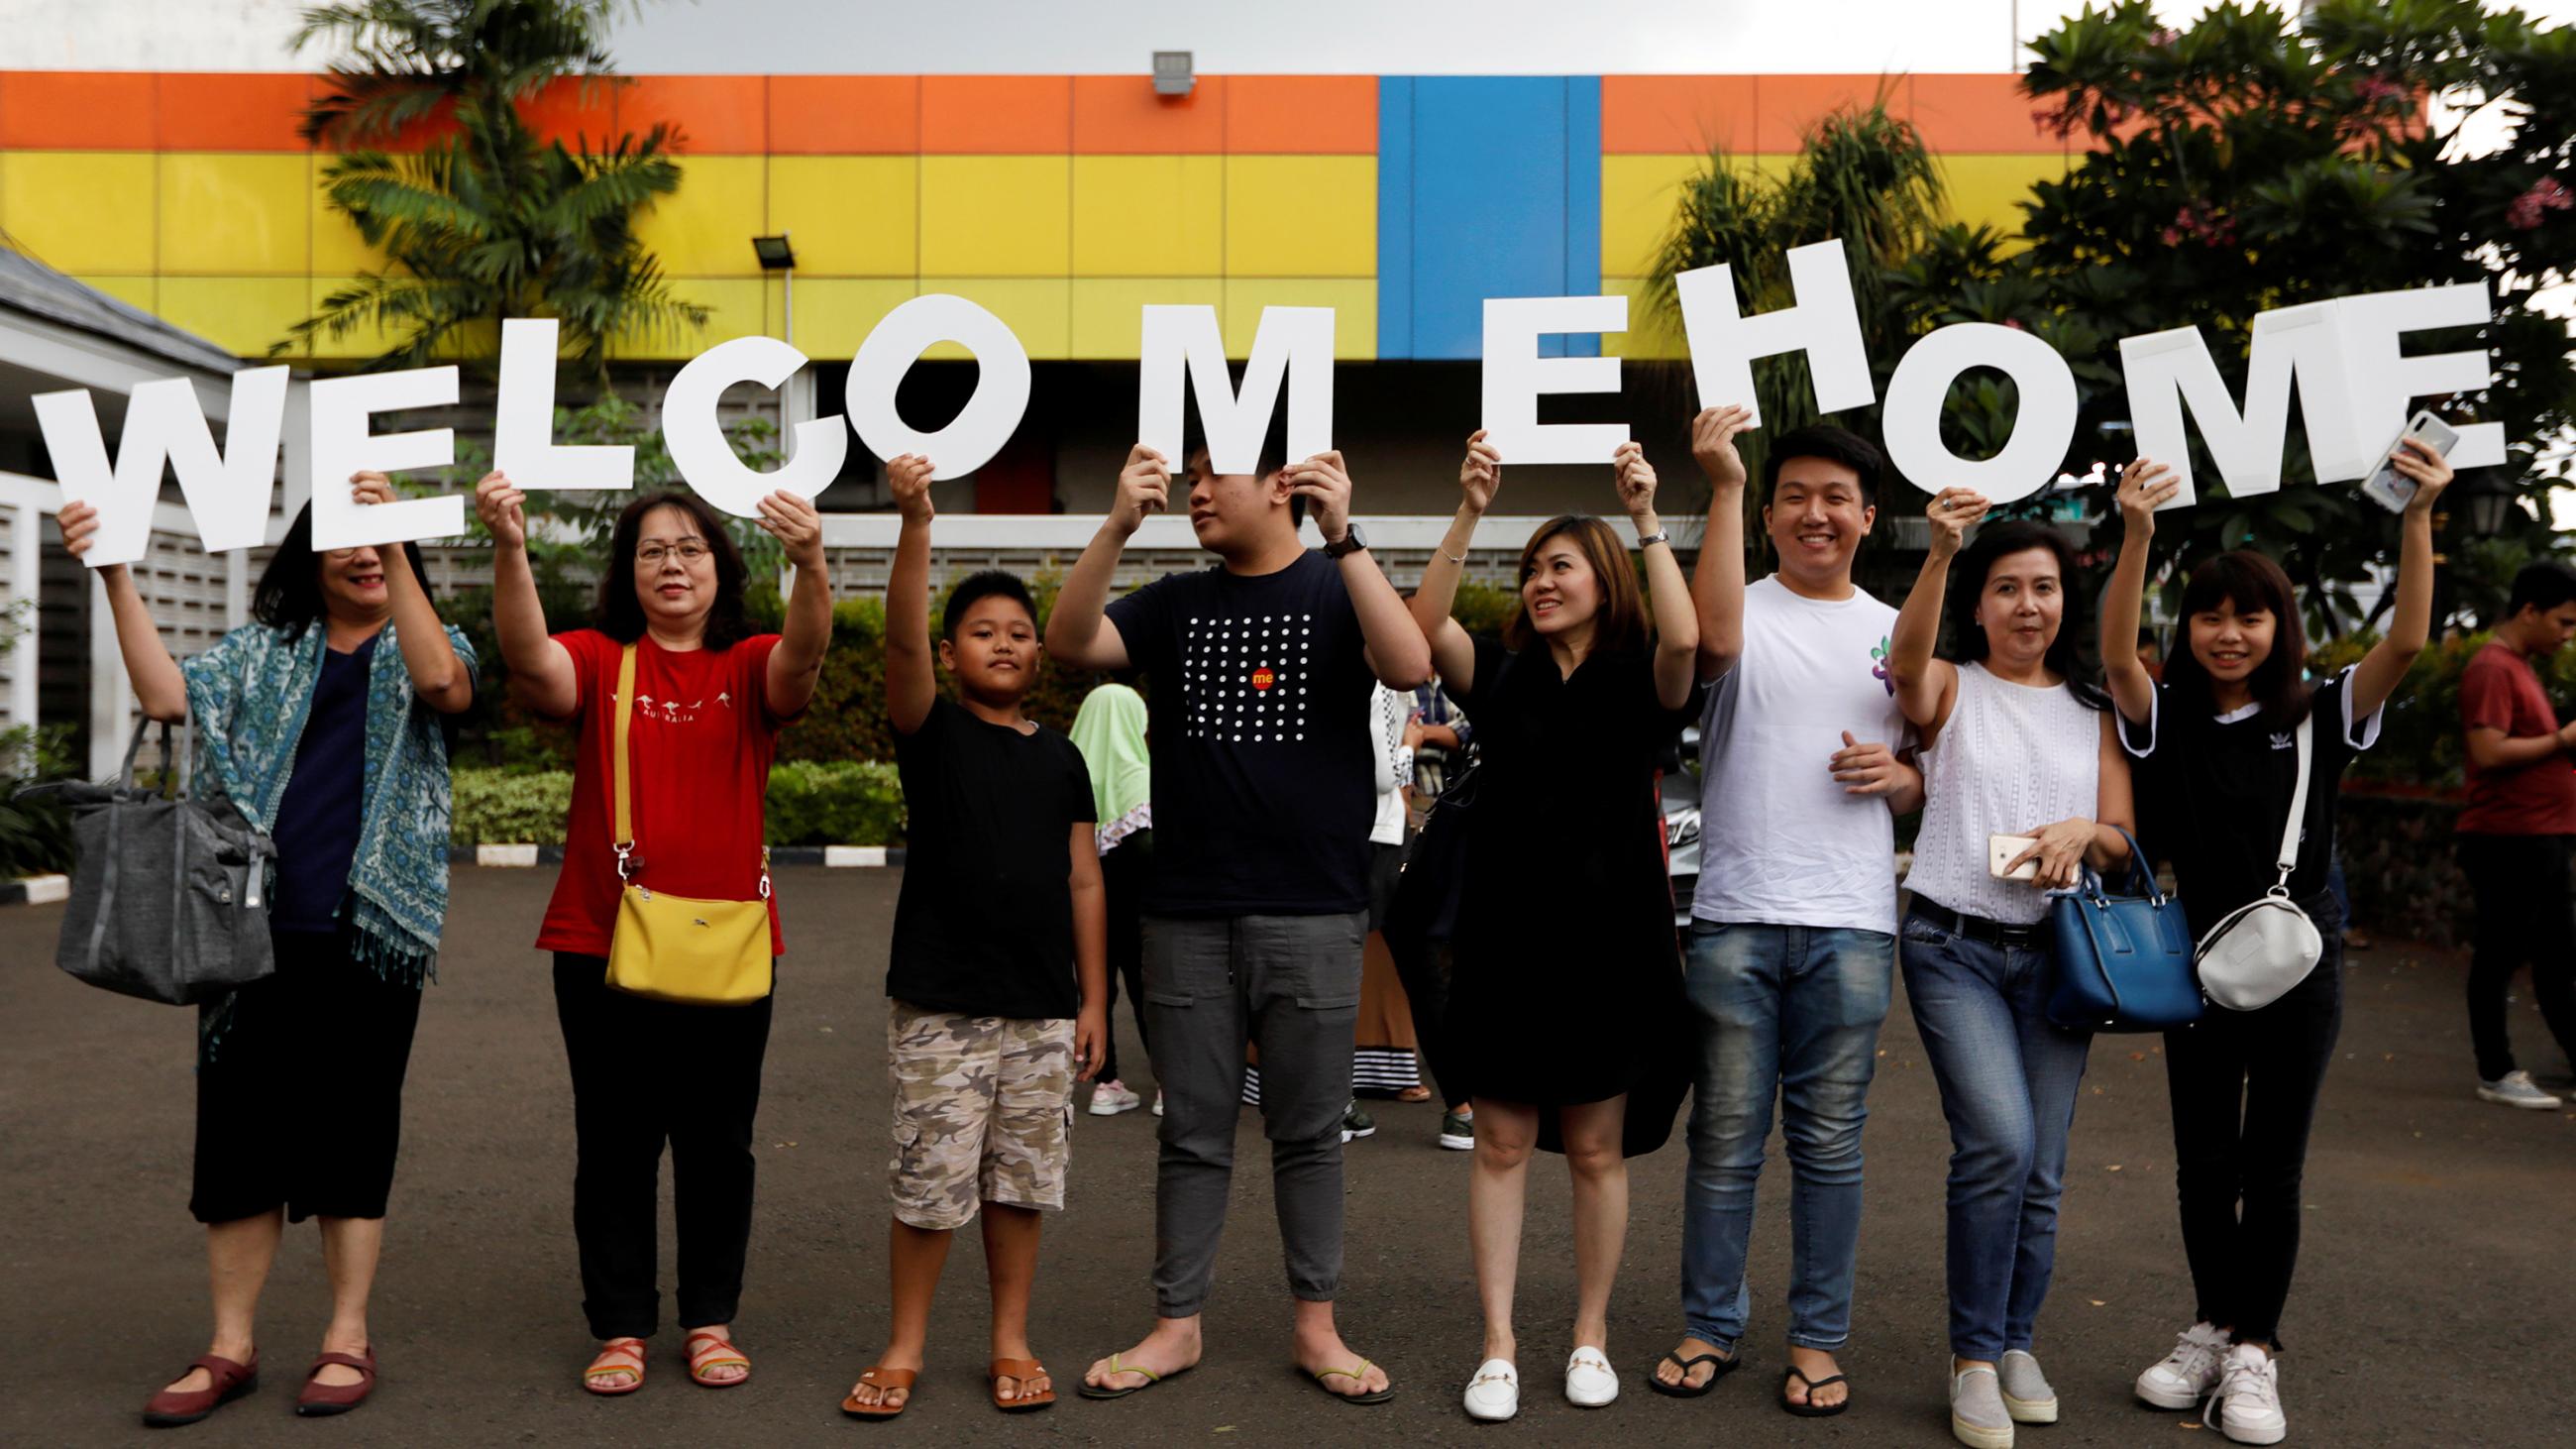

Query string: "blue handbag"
[[2045, 828, 2200, 1033]]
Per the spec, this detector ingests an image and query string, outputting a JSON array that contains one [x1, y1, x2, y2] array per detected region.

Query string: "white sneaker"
[[1463, 1358, 1519, 1421], [2135, 1321, 2229, 1409], [1151, 1090, 1164, 1117], [2205, 1344, 2286, 1445], [1564, 1347, 1617, 1407], [1088, 1079, 1144, 1116], [2477, 1069, 2564, 1109], [1997, 1349, 2058, 1424]]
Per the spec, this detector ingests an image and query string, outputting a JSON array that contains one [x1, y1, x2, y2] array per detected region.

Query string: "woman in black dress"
[[1409, 431, 1702, 1421]]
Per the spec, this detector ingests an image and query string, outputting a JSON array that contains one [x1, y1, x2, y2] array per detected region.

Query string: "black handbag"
[[1383, 752, 1478, 947], [20, 719, 275, 1005]]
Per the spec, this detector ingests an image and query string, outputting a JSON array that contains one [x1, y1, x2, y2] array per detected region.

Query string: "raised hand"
[[1925, 488, 1989, 561], [1111, 444, 1170, 537], [2394, 434, 2454, 518], [56, 500, 104, 562], [1458, 429, 1502, 515], [2115, 458, 2181, 534], [473, 470, 528, 551], [756, 489, 826, 572], [1286, 450, 1354, 543], [1613, 441, 1660, 524], [887, 452, 936, 524], [1691, 404, 1754, 491]]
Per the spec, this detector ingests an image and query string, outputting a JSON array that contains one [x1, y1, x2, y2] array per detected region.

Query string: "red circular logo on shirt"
[[1251, 665, 1275, 691]]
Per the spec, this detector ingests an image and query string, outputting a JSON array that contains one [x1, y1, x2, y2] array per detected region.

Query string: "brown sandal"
[[989, 1357, 1056, 1413], [142, 1354, 259, 1427], [841, 1366, 917, 1419], [685, 1330, 750, 1389], [582, 1338, 647, 1396]]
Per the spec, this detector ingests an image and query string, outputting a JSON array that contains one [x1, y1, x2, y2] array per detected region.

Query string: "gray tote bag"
[[20, 719, 275, 1004]]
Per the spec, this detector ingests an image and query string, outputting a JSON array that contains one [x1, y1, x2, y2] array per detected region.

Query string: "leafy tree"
[[1951, 0, 2574, 629], [277, 0, 705, 378]]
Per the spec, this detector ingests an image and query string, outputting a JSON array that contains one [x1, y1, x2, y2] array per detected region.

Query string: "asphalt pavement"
[[3, 866, 2570, 1447]]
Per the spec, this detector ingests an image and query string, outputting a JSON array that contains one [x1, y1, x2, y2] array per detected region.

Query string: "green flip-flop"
[[1307, 1359, 1396, 1405], [1076, 1355, 1192, 1400]]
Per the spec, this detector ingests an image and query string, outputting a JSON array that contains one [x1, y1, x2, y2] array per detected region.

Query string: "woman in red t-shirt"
[[477, 475, 832, 1397]]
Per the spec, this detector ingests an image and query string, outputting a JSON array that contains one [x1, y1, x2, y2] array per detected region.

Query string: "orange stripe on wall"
[[1072, 74, 1226, 153], [767, 75, 919, 153], [1225, 76, 1374, 154], [1909, 74, 2068, 154], [620, 74, 766, 153], [1600, 75, 1757, 155], [155, 73, 311, 150], [1753, 73, 1908, 154], [921, 75, 1071, 153], [0, 71, 155, 149]]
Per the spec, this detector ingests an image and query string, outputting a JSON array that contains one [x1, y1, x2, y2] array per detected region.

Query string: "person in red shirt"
[[477, 474, 833, 1394], [2457, 560, 2576, 1110]]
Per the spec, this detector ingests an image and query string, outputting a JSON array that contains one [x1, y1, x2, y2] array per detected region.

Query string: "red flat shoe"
[[142, 1354, 258, 1428], [295, 1350, 376, 1417]]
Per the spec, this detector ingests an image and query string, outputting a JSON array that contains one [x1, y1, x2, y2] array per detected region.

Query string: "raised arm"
[[2101, 459, 2180, 726], [1890, 488, 1985, 736], [348, 472, 473, 716], [1045, 445, 1166, 672], [474, 470, 578, 720], [759, 490, 832, 719], [882, 454, 939, 735], [55, 501, 187, 723], [1409, 432, 1501, 694], [2348, 436, 2452, 720], [1288, 451, 1433, 690], [1615, 441, 1699, 711], [1688, 404, 1754, 681]]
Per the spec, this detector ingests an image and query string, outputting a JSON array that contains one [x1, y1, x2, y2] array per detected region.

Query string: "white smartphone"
[[2360, 410, 2460, 513], [1988, 834, 2039, 882]]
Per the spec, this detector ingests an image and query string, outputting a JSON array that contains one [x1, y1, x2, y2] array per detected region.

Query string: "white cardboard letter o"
[[846, 294, 1032, 480], [1881, 324, 2080, 504]]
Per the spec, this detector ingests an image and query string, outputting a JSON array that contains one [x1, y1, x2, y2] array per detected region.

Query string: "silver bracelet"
[[1441, 548, 1468, 565]]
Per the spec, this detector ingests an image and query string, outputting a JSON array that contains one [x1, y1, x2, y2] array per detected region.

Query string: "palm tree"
[[1646, 94, 1948, 478], [278, 1, 705, 379]]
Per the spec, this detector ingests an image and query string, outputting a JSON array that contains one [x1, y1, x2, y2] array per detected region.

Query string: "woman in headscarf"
[[1069, 681, 1154, 1114]]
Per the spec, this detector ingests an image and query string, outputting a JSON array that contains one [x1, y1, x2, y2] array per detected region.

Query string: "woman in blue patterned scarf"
[[59, 473, 475, 1427]]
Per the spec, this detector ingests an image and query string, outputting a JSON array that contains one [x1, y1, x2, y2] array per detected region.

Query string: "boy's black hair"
[[2507, 559, 2576, 616], [252, 501, 433, 640], [1181, 404, 1302, 525], [943, 569, 1038, 639], [1762, 424, 1885, 507]]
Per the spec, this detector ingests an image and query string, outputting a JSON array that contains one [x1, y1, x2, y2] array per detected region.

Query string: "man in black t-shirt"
[[1047, 430, 1433, 1407], [842, 453, 1108, 1419]]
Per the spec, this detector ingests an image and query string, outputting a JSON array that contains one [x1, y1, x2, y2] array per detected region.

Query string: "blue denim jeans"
[[1898, 910, 2093, 1360], [1680, 921, 1893, 1352]]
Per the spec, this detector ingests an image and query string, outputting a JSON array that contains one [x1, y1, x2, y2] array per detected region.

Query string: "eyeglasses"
[[637, 542, 710, 566], [325, 547, 365, 561]]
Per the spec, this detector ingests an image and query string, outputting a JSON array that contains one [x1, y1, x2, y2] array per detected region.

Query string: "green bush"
[[765, 759, 907, 846], [0, 723, 77, 878], [450, 769, 575, 846], [2309, 630, 2576, 791]]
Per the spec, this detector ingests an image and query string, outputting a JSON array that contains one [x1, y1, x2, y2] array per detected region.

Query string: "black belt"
[[1911, 899, 2047, 950]]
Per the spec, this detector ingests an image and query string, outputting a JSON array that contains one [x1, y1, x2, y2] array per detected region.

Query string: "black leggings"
[[1096, 831, 1153, 1087], [191, 928, 423, 1224], [553, 953, 774, 1341], [2458, 834, 2576, 1081], [2161, 896, 2342, 1349]]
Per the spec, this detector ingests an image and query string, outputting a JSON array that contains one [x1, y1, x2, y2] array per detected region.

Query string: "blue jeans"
[[1898, 911, 2093, 1360], [1680, 921, 1893, 1352]]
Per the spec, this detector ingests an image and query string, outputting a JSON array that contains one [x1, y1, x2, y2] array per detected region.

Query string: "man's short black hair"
[[1181, 405, 1302, 525], [2508, 559, 2576, 616], [1762, 423, 1885, 506], [943, 569, 1038, 639]]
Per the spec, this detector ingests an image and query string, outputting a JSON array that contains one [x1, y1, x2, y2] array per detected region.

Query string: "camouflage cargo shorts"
[[886, 1002, 1076, 1230]]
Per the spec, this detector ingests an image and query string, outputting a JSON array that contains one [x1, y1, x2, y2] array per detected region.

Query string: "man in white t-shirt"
[[1651, 406, 1920, 1416]]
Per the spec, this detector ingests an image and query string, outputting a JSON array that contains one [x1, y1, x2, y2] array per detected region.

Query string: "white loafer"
[[1565, 1346, 1618, 1407], [1463, 1358, 1520, 1421]]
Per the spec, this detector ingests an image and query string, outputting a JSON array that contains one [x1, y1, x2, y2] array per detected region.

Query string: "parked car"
[[1663, 725, 1700, 932]]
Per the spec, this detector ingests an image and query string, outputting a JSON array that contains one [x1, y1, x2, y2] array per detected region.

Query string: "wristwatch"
[[1637, 528, 1671, 548], [1323, 523, 1369, 559]]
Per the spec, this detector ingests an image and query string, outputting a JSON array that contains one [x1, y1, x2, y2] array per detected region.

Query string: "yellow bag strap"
[[612, 642, 637, 880]]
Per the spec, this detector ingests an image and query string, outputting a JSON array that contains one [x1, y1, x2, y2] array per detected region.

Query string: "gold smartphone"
[[1988, 834, 2039, 882]]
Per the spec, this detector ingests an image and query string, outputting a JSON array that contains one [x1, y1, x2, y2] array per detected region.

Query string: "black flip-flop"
[[1648, 1350, 1738, 1398], [1780, 1366, 1852, 1417], [1075, 1357, 1193, 1400]]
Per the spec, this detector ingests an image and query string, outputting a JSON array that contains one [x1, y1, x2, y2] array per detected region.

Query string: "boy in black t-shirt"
[[841, 453, 1108, 1420], [1046, 427, 1434, 1407]]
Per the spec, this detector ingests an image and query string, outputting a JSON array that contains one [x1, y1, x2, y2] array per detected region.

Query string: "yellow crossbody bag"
[[602, 643, 775, 1005]]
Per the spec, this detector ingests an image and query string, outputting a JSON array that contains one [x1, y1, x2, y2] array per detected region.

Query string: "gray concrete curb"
[[445, 845, 907, 867]]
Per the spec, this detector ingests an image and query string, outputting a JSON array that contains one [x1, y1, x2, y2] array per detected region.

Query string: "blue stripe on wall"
[[1376, 76, 1415, 362], [1376, 76, 1606, 361]]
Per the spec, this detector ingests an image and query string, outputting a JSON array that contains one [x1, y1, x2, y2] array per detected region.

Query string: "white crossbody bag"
[[2193, 713, 2325, 1011]]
